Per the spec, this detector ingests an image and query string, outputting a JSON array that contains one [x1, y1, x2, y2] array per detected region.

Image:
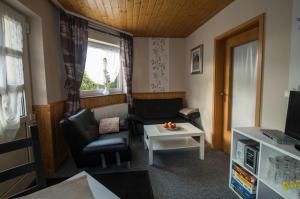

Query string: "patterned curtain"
[[120, 33, 133, 105], [60, 11, 88, 116]]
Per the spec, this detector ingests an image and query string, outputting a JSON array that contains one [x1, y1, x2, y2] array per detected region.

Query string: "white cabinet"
[[230, 127, 300, 199]]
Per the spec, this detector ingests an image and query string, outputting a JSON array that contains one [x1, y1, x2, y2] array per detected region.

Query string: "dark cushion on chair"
[[68, 109, 99, 144], [82, 138, 127, 155], [119, 118, 129, 131], [99, 131, 129, 142]]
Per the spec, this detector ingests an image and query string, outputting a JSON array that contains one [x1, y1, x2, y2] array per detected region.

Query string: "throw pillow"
[[99, 117, 120, 134], [179, 108, 199, 116]]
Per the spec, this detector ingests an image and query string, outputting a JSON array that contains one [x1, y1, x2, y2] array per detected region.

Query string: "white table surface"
[[144, 123, 205, 138], [144, 123, 205, 165], [67, 171, 120, 199]]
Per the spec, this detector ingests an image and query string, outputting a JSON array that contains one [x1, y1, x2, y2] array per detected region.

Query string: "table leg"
[[149, 138, 153, 165], [200, 135, 205, 160]]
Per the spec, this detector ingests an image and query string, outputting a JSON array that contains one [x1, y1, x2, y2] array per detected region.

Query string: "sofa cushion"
[[179, 108, 199, 116], [92, 103, 128, 123], [82, 138, 127, 155], [142, 117, 187, 125], [68, 109, 99, 144], [133, 98, 183, 119]]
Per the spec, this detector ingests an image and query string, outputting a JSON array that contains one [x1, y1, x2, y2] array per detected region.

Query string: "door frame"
[[212, 14, 265, 150]]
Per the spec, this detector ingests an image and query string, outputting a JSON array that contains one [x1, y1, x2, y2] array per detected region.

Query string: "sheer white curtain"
[[0, 2, 26, 141], [231, 41, 258, 128], [85, 42, 120, 85]]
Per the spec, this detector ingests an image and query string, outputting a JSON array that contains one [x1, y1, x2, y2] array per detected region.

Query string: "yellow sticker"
[[290, 181, 297, 189], [283, 182, 290, 190]]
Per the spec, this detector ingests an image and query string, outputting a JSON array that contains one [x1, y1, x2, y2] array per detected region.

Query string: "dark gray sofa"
[[129, 98, 200, 135]]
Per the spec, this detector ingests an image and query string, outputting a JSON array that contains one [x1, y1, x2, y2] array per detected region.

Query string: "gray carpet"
[[55, 138, 237, 199]]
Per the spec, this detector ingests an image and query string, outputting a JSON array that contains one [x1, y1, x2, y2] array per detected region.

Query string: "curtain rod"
[[88, 25, 120, 38], [50, 0, 133, 37]]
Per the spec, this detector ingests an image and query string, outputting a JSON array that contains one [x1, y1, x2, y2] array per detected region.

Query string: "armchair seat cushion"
[[98, 131, 129, 143], [82, 138, 127, 155]]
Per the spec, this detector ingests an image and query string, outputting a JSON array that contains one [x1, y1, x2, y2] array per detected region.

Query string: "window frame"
[[22, 21, 32, 120], [1, 4, 32, 121], [80, 39, 123, 98]]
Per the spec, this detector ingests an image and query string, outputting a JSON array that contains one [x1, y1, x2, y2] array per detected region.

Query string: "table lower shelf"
[[145, 137, 200, 151]]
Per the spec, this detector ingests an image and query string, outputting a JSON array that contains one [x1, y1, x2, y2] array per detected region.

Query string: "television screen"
[[285, 91, 300, 141]]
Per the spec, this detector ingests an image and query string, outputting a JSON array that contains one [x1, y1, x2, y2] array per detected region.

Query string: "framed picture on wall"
[[190, 44, 203, 74]]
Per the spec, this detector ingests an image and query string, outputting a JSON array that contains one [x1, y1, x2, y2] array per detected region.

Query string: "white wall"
[[15, 0, 65, 104], [28, 16, 48, 105], [133, 37, 186, 92], [288, 0, 300, 90], [185, 0, 292, 144]]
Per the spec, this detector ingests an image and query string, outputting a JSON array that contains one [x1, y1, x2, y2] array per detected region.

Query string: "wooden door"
[[212, 14, 264, 151], [222, 28, 259, 153]]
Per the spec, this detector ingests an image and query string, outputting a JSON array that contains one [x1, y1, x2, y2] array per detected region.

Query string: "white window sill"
[[80, 90, 124, 99]]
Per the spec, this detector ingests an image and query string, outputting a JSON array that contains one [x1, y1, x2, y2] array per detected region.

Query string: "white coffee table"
[[144, 123, 205, 165]]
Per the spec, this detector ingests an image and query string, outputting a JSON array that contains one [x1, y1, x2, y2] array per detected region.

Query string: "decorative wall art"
[[149, 38, 169, 92], [190, 44, 203, 74]]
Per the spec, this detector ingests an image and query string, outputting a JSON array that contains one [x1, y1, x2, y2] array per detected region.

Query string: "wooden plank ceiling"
[[58, 0, 234, 37]]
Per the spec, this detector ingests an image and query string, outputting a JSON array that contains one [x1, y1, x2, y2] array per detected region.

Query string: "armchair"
[[60, 108, 131, 168]]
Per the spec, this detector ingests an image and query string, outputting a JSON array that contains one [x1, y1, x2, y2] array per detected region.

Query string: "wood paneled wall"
[[49, 101, 68, 169], [80, 94, 126, 109], [133, 92, 185, 100], [33, 101, 67, 176], [80, 92, 186, 108], [33, 105, 53, 176], [34, 91, 185, 175]]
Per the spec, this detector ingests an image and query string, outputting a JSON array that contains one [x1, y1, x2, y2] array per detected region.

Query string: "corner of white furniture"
[[230, 127, 300, 199]]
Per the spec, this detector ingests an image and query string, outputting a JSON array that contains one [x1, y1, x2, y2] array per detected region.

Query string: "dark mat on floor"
[[55, 138, 237, 199], [47, 170, 154, 199], [92, 170, 154, 199]]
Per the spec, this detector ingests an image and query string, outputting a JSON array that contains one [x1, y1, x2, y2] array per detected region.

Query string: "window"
[[80, 40, 122, 96], [0, 6, 27, 117], [0, 2, 31, 141]]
